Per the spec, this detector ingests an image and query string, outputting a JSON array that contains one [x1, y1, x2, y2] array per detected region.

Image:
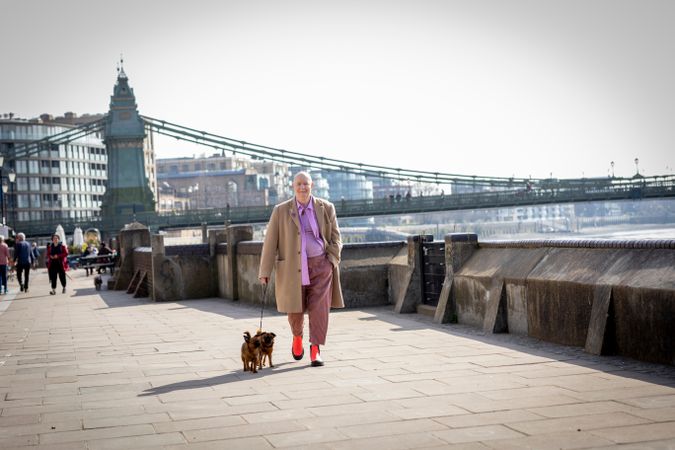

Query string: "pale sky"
[[1, 0, 674, 180]]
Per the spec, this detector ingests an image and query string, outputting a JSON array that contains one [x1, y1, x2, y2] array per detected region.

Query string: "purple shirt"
[[296, 197, 325, 286]]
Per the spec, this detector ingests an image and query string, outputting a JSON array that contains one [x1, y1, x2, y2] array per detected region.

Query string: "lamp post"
[[7, 169, 16, 236], [0, 156, 14, 233], [1, 180, 7, 230], [0, 154, 4, 227]]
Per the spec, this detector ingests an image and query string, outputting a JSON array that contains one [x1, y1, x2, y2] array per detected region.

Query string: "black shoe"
[[24, 286, 28, 293]]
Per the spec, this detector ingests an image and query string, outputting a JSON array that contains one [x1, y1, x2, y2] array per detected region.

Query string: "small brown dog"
[[241, 331, 261, 373], [94, 275, 103, 291], [255, 331, 276, 369]]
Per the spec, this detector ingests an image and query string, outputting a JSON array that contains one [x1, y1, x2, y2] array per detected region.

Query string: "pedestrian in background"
[[97, 242, 112, 274], [13, 233, 33, 293], [31, 242, 40, 271], [82, 244, 94, 276], [0, 237, 9, 294], [46, 234, 69, 295]]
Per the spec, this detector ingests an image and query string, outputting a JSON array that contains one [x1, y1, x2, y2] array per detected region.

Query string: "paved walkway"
[[1, 269, 674, 449]]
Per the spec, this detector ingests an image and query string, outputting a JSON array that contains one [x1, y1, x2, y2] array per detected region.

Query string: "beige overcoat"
[[258, 196, 344, 313]]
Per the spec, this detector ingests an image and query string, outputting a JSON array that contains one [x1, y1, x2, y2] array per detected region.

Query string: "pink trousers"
[[287, 255, 333, 345]]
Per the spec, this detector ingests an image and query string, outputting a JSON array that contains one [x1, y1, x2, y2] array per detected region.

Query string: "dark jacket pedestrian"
[[97, 243, 113, 274], [82, 245, 94, 276], [31, 243, 40, 270], [14, 232, 33, 293], [46, 234, 69, 295]]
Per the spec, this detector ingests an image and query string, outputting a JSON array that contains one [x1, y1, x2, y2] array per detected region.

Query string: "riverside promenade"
[[1, 269, 674, 449]]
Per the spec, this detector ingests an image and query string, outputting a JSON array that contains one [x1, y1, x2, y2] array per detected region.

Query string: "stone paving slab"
[[0, 269, 674, 449]]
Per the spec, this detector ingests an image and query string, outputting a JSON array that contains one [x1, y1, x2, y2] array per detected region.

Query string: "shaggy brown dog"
[[255, 331, 276, 369], [241, 331, 261, 373]]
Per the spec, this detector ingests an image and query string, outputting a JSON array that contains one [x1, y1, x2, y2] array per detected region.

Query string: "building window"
[[29, 177, 40, 191], [28, 160, 39, 174], [16, 160, 27, 174], [17, 177, 28, 190], [17, 194, 29, 208]]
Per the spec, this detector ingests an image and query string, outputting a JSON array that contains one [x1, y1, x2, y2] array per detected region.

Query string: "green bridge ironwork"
[[14, 174, 675, 237], [5, 116, 675, 237]]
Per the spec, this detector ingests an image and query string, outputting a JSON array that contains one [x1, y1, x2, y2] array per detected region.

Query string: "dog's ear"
[[243, 331, 251, 342], [271, 333, 276, 338]]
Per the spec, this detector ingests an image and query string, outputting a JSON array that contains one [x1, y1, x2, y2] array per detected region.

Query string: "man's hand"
[[259, 277, 269, 285]]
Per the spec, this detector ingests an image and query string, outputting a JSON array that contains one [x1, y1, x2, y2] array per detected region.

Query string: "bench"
[[79, 254, 118, 275]]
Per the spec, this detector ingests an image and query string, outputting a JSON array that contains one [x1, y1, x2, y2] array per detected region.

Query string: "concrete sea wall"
[[110, 223, 675, 365], [440, 237, 675, 365]]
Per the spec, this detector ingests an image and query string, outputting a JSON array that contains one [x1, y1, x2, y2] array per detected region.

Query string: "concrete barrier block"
[[585, 285, 613, 355]]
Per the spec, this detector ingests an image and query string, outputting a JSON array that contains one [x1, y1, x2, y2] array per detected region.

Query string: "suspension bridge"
[[6, 113, 674, 237], [3, 64, 675, 237]]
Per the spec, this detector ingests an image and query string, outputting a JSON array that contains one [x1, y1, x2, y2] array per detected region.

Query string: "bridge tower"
[[100, 60, 157, 217]]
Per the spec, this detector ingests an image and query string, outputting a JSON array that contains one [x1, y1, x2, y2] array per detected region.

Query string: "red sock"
[[310, 344, 320, 361]]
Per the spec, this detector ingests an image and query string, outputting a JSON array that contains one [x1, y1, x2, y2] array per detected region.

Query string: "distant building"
[[156, 154, 291, 208], [370, 177, 410, 199], [0, 114, 107, 223], [323, 171, 373, 201], [157, 181, 191, 212], [309, 170, 330, 199]]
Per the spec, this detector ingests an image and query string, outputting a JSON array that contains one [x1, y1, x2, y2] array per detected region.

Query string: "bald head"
[[293, 171, 312, 184], [293, 171, 313, 205]]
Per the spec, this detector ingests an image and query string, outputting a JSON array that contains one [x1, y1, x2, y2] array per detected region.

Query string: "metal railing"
[[14, 175, 675, 236]]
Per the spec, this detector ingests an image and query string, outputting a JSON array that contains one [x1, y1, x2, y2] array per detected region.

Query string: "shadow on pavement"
[[138, 362, 306, 397], [73, 272, 675, 388]]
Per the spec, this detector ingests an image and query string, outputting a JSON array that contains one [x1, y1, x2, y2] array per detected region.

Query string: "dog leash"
[[258, 282, 267, 333]]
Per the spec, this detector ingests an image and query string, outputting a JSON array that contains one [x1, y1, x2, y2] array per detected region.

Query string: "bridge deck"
[[15, 178, 675, 236]]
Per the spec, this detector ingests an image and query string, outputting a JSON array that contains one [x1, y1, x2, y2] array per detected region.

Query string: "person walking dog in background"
[[259, 171, 344, 367], [46, 234, 69, 295], [14, 233, 33, 293], [0, 237, 10, 294]]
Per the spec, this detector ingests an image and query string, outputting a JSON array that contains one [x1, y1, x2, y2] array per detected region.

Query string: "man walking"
[[259, 171, 344, 367], [14, 233, 33, 293]]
